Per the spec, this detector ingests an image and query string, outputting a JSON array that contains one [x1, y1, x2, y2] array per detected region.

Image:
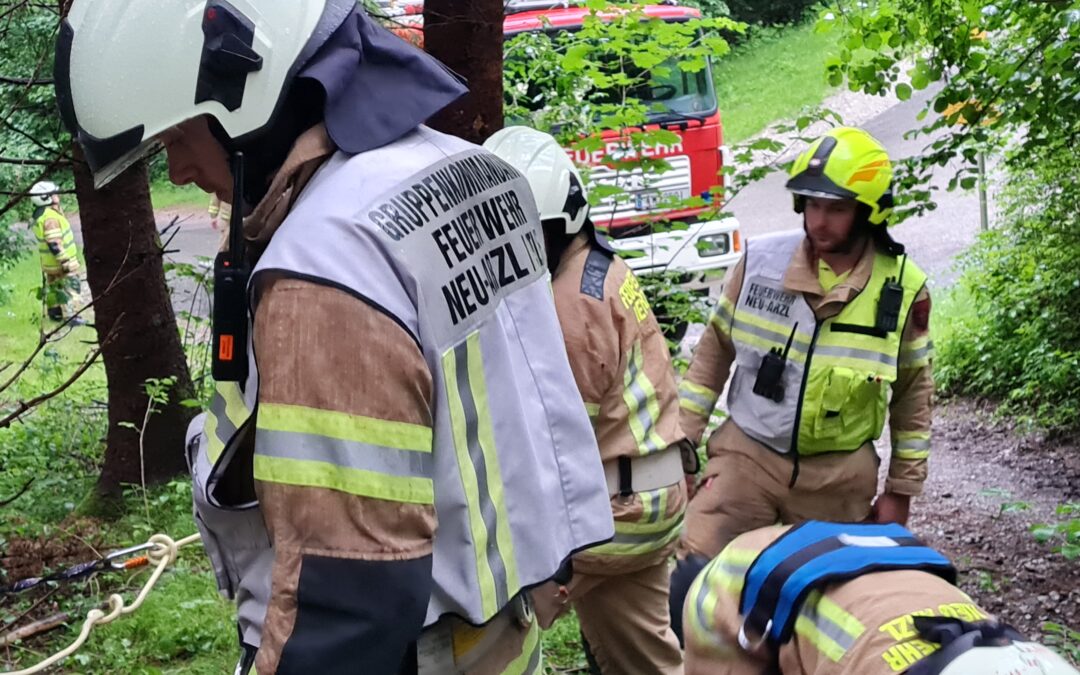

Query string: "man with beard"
[[669, 128, 934, 641]]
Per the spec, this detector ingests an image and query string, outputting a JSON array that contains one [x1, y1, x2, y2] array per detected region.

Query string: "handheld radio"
[[753, 322, 799, 403], [875, 255, 908, 334], [211, 152, 250, 382]]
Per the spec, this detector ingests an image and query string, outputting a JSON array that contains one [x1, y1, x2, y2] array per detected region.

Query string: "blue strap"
[[739, 521, 956, 647]]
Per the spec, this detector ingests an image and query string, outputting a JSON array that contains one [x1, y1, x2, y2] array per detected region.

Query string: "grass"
[[0, 252, 104, 394], [150, 181, 210, 212], [714, 22, 839, 143]]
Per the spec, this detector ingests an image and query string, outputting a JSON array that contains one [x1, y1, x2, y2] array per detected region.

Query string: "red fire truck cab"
[[375, 0, 742, 300]]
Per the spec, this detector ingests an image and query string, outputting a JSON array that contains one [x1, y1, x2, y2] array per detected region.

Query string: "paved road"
[[725, 86, 992, 291]]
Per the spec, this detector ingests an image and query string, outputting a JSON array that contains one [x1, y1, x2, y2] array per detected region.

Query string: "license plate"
[[634, 188, 689, 211]]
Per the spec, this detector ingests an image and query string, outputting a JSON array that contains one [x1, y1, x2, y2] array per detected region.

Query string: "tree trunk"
[[69, 146, 195, 501], [423, 0, 505, 144]]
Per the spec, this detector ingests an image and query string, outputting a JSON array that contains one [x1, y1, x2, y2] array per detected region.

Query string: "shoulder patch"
[[580, 247, 613, 300]]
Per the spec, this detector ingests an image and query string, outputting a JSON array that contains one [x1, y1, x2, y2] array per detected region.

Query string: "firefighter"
[[486, 126, 692, 674], [58, 2, 614, 674], [670, 127, 934, 638], [28, 181, 84, 324], [683, 522, 1079, 675], [207, 194, 231, 249]]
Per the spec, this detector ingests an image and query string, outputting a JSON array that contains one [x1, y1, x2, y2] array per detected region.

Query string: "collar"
[[783, 234, 877, 310], [241, 123, 336, 257], [553, 232, 593, 280]]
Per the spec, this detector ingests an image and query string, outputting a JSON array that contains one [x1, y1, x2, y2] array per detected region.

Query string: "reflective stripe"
[[732, 308, 813, 349], [257, 402, 432, 452], [252, 454, 434, 504], [465, 334, 520, 601], [592, 510, 683, 556], [892, 431, 931, 460], [710, 296, 736, 336], [899, 339, 934, 368], [206, 382, 248, 463], [34, 210, 79, 272], [688, 547, 758, 652], [814, 344, 898, 369], [794, 591, 865, 662], [679, 380, 719, 417], [732, 316, 812, 356], [639, 486, 669, 524], [255, 428, 432, 478], [504, 618, 541, 675], [622, 342, 667, 456], [686, 558, 730, 654], [444, 334, 518, 618]]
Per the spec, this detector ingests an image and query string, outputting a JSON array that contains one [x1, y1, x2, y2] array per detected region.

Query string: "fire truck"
[[373, 0, 742, 324]]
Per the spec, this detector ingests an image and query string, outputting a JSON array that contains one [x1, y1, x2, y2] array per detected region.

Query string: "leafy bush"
[[683, 0, 816, 25], [935, 149, 1080, 430]]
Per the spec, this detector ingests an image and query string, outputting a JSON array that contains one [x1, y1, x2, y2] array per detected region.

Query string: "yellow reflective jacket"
[[33, 206, 79, 276]]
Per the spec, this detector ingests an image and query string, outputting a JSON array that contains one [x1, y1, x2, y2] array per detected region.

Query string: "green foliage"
[[713, 21, 839, 143], [934, 151, 1080, 430], [1043, 621, 1080, 666], [504, 3, 744, 332], [724, 0, 817, 26], [504, 4, 742, 140], [1032, 504, 1080, 561], [819, 0, 1080, 224], [0, 4, 70, 220], [541, 613, 588, 672], [1, 479, 236, 674], [684, 0, 817, 26]]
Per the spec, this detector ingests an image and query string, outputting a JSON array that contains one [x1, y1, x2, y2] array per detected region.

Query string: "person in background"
[[486, 126, 692, 675], [29, 181, 85, 325]]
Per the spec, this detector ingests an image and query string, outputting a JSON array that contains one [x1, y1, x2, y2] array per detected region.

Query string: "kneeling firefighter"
[[58, 2, 614, 673], [486, 127, 693, 675], [683, 522, 1079, 675]]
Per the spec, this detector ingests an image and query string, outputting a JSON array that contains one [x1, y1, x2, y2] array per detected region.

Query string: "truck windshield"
[[622, 58, 717, 121], [505, 38, 718, 126]]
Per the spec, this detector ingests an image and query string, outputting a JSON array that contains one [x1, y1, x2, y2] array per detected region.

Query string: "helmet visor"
[[785, 171, 858, 202]]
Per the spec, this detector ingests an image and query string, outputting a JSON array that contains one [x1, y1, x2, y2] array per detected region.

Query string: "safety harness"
[[737, 521, 956, 652]]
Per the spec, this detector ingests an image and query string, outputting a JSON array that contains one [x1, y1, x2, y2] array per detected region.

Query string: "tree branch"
[[0, 75, 53, 86], [0, 315, 123, 429], [0, 155, 68, 166], [0, 479, 34, 507]]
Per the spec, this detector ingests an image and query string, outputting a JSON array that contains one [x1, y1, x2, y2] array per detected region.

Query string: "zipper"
[[788, 320, 822, 487]]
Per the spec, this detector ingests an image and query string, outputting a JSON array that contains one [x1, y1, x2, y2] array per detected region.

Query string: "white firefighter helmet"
[[55, 0, 355, 188], [29, 181, 59, 207], [483, 126, 589, 236], [938, 641, 1079, 675]]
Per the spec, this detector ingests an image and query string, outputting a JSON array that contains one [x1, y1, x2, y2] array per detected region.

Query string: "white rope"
[[1, 532, 203, 675]]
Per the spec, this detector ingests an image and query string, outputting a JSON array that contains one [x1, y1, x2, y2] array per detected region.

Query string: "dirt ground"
[[906, 398, 1080, 641]]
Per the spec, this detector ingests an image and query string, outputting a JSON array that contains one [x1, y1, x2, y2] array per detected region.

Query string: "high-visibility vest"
[[32, 207, 78, 275], [193, 126, 614, 638], [724, 230, 927, 455]]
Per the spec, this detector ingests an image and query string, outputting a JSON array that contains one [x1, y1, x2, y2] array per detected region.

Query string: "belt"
[[604, 445, 685, 497]]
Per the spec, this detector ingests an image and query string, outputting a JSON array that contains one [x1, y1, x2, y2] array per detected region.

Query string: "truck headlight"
[[697, 233, 730, 257]]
